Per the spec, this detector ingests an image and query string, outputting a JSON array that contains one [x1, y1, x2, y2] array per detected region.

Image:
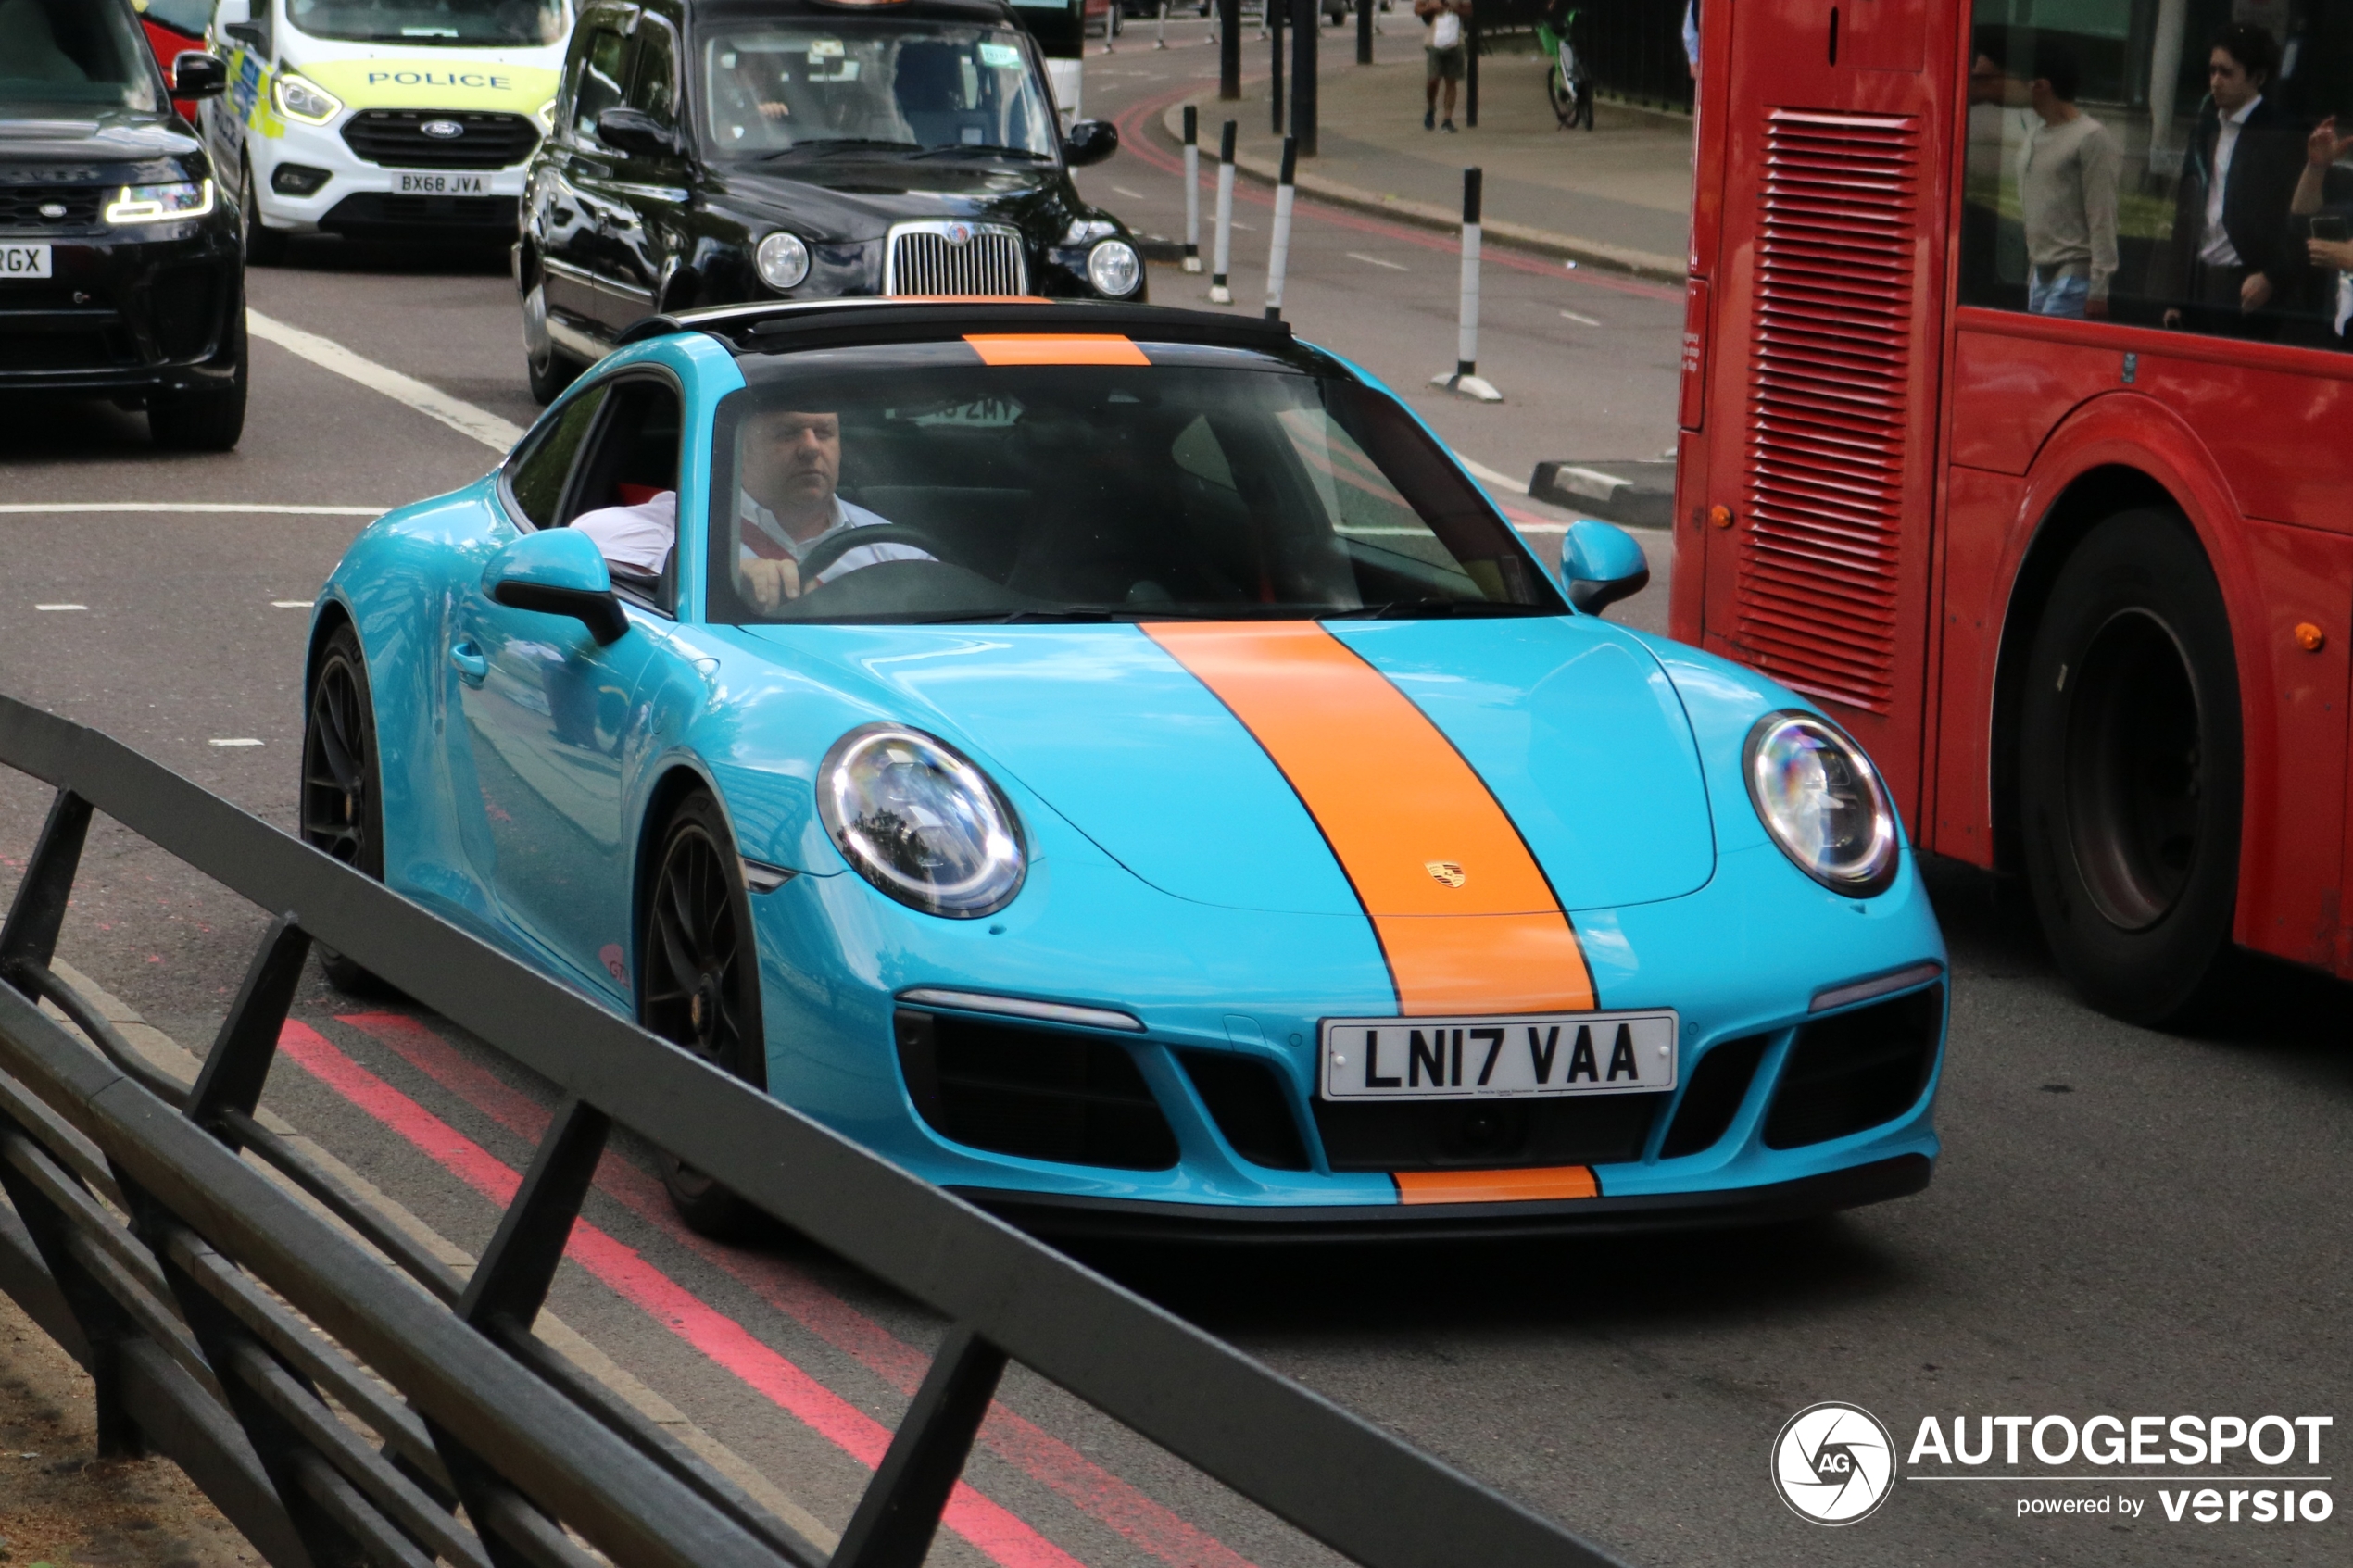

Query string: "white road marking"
[[1453, 452, 1529, 494], [249, 310, 527, 452], [34, 604, 86, 611], [1113, 184, 1147, 199], [0, 503, 384, 515], [1229, 218, 1255, 230], [1559, 309, 1601, 326], [272, 599, 312, 608], [1347, 252, 1409, 270], [208, 737, 265, 747]]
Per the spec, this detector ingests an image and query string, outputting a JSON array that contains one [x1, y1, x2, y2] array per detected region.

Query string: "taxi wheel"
[[241, 163, 287, 267], [301, 625, 389, 994], [2019, 509, 2243, 1025], [522, 277, 578, 407], [643, 791, 771, 1239]]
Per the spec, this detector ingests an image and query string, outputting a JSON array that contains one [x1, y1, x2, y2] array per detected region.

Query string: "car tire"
[[241, 161, 288, 267], [2019, 508, 2244, 1025], [522, 274, 579, 407], [149, 295, 248, 452], [642, 790, 771, 1238], [301, 624, 391, 995]]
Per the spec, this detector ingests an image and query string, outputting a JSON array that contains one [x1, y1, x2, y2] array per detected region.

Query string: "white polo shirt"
[[569, 490, 931, 584]]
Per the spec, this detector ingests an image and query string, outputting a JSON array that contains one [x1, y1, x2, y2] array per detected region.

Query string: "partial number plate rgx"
[[1321, 1010, 1679, 1101], [395, 172, 488, 195], [2, 244, 53, 280]]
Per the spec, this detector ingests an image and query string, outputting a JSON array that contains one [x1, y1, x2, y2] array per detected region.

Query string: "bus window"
[[1958, 0, 2353, 350]]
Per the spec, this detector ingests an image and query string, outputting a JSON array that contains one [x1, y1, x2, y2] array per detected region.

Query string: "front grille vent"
[[341, 110, 539, 169], [885, 222, 1026, 296], [1738, 109, 1922, 715], [895, 1008, 1178, 1171], [1762, 984, 1942, 1148], [0, 185, 104, 231]]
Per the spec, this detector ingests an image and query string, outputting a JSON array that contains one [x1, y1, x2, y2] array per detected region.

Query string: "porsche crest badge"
[[1425, 861, 1467, 887]]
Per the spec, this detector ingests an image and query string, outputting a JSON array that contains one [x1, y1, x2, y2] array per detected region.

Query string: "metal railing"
[[0, 692, 1629, 1568]]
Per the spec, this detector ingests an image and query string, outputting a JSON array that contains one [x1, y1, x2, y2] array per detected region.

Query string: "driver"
[[568, 406, 929, 607]]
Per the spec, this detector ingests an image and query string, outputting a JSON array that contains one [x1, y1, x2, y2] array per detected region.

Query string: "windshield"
[[702, 344, 1563, 626], [286, 0, 568, 46], [0, 0, 160, 112], [700, 19, 1057, 159]]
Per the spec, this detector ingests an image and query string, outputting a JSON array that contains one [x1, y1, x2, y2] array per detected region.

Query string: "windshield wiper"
[[753, 138, 918, 161], [1320, 599, 1555, 621], [904, 143, 1053, 162]]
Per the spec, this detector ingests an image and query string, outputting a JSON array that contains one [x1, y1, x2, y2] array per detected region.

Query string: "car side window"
[[564, 378, 686, 614], [504, 385, 610, 531], [630, 20, 681, 129], [569, 25, 634, 144]]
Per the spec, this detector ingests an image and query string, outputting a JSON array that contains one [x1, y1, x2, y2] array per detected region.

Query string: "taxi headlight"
[[1087, 238, 1141, 297], [1743, 711, 1898, 895], [819, 724, 1026, 918], [271, 73, 344, 125], [106, 180, 216, 224], [755, 230, 812, 292]]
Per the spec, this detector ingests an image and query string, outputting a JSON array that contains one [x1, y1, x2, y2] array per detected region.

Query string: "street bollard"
[[1356, 0, 1373, 64], [1270, 1, 1284, 135], [1182, 106, 1202, 271], [1431, 168, 1502, 401], [1264, 135, 1298, 320], [1290, 0, 1316, 157], [1210, 119, 1238, 304]]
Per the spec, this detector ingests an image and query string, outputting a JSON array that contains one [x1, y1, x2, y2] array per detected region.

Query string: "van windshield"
[[700, 343, 1563, 627], [701, 19, 1058, 159], [0, 0, 160, 111], [286, 0, 568, 46]]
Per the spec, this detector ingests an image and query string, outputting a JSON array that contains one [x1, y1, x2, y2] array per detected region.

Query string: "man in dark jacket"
[[2156, 23, 2306, 337]]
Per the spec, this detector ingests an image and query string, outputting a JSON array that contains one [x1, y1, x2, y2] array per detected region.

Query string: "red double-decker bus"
[[1674, 0, 2353, 1024]]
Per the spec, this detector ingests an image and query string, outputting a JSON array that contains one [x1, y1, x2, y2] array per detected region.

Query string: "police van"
[[202, 0, 574, 260]]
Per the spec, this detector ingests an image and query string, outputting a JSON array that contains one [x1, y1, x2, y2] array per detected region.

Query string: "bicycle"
[[1538, 6, 1593, 131]]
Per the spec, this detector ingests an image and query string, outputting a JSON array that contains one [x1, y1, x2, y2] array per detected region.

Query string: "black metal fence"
[[0, 692, 1631, 1568]]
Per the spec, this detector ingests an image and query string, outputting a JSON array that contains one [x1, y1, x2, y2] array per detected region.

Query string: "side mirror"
[[484, 529, 630, 645], [215, 0, 262, 48], [1062, 119, 1119, 167], [1561, 519, 1651, 614], [598, 107, 682, 158], [172, 52, 227, 99]]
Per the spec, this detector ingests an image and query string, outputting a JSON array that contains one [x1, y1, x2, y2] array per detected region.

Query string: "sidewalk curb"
[[1161, 97, 1687, 285]]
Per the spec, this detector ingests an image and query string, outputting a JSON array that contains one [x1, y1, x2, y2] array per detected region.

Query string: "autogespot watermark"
[[1772, 1407, 2337, 1528]]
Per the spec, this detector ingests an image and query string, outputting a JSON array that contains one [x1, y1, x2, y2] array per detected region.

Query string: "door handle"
[[449, 641, 488, 684]]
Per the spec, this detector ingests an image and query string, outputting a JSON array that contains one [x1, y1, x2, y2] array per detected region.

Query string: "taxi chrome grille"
[[341, 109, 539, 169], [0, 184, 105, 232], [884, 221, 1026, 297]]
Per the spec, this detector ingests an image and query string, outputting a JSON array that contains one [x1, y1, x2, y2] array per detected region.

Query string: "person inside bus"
[[2291, 113, 2353, 345], [2018, 44, 2120, 320], [2155, 24, 2307, 339]]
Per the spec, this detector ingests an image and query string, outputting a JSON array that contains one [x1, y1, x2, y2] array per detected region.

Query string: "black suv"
[[0, 0, 245, 449], [519, 0, 1142, 402]]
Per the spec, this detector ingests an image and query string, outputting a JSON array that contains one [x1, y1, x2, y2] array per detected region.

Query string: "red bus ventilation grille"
[[1738, 109, 1921, 715]]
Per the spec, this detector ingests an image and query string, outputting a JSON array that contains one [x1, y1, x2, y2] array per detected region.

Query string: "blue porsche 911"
[[302, 298, 1947, 1239]]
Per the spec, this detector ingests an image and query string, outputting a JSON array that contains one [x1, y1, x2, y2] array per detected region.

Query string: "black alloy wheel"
[[2020, 509, 2243, 1024], [642, 791, 770, 1237], [300, 625, 387, 993]]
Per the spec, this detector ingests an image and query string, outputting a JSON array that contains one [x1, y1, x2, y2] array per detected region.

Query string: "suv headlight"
[[106, 181, 216, 224], [272, 73, 344, 125], [1087, 238, 1141, 297], [818, 724, 1026, 918], [1743, 711, 1898, 894], [755, 231, 811, 291]]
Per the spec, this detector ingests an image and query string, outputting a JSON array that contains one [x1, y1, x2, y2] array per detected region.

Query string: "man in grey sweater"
[[2019, 44, 2120, 319]]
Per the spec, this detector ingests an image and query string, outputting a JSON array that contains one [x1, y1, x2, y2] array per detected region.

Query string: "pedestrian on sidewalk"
[[1418, 0, 1468, 132]]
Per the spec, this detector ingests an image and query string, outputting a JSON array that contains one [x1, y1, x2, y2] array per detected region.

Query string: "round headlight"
[[755, 231, 812, 292], [1087, 238, 1141, 297], [818, 725, 1026, 918], [1743, 711, 1899, 894]]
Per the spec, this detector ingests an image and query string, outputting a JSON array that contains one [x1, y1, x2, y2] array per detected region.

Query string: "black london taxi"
[[517, 0, 1141, 401], [1, 0, 244, 449]]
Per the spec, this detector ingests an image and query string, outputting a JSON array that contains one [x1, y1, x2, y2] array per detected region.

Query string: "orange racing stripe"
[[963, 333, 1151, 366], [1143, 621, 1597, 1014]]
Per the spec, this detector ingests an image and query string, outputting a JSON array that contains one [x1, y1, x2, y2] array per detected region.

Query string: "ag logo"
[[420, 119, 466, 139], [1771, 1402, 1895, 1524]]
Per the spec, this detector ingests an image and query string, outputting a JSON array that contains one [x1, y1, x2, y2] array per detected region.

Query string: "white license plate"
[[2, 244, 53, 280], [1320, 1010, 1679, 1100], [395, 172, 487, 194]]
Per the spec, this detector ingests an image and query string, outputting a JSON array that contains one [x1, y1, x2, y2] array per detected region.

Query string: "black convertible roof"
[[618, 297, 1299, 356]]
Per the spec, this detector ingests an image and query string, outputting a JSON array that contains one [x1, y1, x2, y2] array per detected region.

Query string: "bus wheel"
[[2019, 509, 2242, 1025]]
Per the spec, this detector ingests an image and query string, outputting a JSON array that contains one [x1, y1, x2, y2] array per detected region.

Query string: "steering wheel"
[[796, 523, 951, 583]]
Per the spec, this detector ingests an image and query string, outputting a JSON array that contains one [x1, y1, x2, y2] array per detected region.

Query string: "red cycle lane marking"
[[274, 1021, 1086, 1568], [1108, 79, 1683, 303], [333, 1012, 1262, 1568]]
